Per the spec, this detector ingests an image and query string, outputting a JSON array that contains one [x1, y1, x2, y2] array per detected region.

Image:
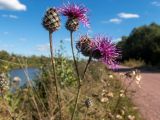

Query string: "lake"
[[10, 68, 39, 87]]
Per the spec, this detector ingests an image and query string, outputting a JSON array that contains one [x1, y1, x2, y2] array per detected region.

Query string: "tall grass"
[[123, 59, 145, 67], [0, 56, 142, 120]]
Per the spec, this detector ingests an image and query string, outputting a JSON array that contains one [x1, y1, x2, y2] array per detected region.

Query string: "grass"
[[122, 59, 145, 68], [0, 60, 142, 120]]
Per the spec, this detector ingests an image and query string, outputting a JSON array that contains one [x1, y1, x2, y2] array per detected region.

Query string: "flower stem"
[[70, 31, 92, 120], [84, 107, 89, 120], [49, 31, 62, 120], [70, 31, 82, 120], [83, 55, 92, 79]]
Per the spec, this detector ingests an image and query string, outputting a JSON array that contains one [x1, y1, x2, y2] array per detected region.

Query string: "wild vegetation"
[[0, 2, 144, 120], [118, 23, 160, 66], [0, 59, 142, 120]]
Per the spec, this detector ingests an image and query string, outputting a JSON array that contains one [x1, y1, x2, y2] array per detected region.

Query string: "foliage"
[[118, 23, 160, 66], [0, 50, 50, 71], [123, 59, 145, 67], [0, 60, 142, 120], [56, 40, 76, 87]]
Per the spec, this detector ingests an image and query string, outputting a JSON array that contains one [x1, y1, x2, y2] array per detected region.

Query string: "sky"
[[0, 0, 160, 56]]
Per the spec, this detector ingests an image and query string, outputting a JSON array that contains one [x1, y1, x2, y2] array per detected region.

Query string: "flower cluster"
[[42, 3, 121, 68], [76, 35, 121, 69]]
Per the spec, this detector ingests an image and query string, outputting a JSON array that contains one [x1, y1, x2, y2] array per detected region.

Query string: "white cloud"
[[36, 44, 50, 52], [2, 14, 18, 19], [19, 38, 27, 42], [0, 0, 26, 11], [109, 18, 122, 24], [0, 44, 15, 51], [118, 12, 140, 19], [102, 18, 122, 24], [64, 38, 70, 42], [151, 1, 160, 6], [3, 31, 9, 35], [9, 15, 18, 19], [87, 29, 93, 34], [113, 38, 121, 42]]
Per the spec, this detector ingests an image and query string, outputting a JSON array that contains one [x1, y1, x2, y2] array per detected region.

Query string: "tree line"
[[117, 23, 160, 66], [0, 50, 50, 70]]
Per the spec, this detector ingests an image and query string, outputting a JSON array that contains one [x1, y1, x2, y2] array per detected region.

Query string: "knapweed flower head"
[[92, 35, 120, 69], [59, 3, 89, 31], [42, 8, 61, 33], [76, 35, 93, 56], [85, 98, 93, 108], [0, 73, 9, 93]]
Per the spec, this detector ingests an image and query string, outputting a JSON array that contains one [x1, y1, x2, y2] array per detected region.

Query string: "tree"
[[117, 23, 160, 65]]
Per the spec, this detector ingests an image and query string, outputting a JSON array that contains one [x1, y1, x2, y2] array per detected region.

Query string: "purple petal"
[[59, 3, 90, 27], [93, 35, 121, 69]]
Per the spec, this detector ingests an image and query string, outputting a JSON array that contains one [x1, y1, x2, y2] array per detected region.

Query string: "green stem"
[[70, 31, 92, 120], [49, 31, 62, 120], [83, 55, 92, 79], [70, 31, 82, 120]]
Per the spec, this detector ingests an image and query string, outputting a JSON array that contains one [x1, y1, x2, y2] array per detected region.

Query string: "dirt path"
[[116, 66, 160, 120]]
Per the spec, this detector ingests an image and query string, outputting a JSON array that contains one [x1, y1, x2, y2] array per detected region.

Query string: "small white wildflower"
[[120, 93, 125, 97], [107, 92, 114, 98], [108, 74, 114, 79], [116, 114, 123, 119], [135, 74, 142, 88], [102, 89, 107, 93], [132, 70, 136, 76], [120, 109, 125, 115], [120, 90, 125, 93], [13, 76, 21, 83], [119, 73, 125, 79], [128, 115, 135, 120], [100, 97, 108, 103], [135, 74, 141, 81]]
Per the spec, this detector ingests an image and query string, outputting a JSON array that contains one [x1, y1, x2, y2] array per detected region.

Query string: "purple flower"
[[59, 3, 89, 27], [92, 35, 121, 69]]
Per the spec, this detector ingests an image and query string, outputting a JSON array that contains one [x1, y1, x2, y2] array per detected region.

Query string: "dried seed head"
[[76, 35, 93, 56], [0, 73, 9, 93], [85, 98, 93, 108], [42, 8, 60, 33], [66, 18, 79, 31]]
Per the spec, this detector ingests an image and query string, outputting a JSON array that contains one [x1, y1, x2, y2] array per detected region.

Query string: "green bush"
[[118, 23, 160, 66]]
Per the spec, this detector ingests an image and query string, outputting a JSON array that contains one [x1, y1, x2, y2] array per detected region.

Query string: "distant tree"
[[0, 50, 10, 60], [117, 23, 160, 65]]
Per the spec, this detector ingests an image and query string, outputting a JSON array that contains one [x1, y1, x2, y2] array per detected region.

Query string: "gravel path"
[[116, 66, 160, 120]]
